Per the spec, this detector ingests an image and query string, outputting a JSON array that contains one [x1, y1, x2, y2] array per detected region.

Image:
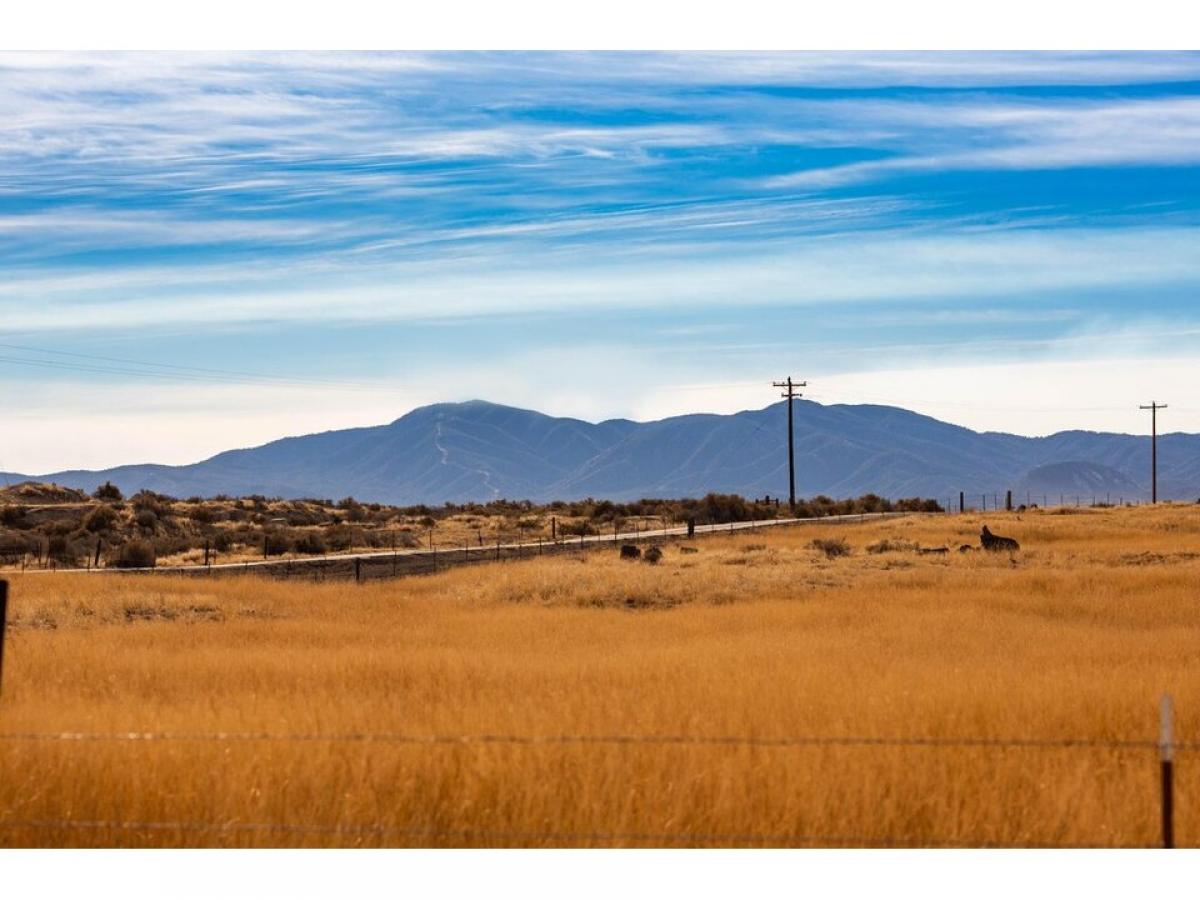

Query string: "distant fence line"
[[9, 511, 909, 583]]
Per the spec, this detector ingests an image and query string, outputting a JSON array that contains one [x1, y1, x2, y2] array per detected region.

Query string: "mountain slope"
[[11, 399, 1200, 504]]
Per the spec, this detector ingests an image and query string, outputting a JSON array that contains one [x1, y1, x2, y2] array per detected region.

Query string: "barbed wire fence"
[[0, 579, 1188, 848], [0, 725, 1189, 848]]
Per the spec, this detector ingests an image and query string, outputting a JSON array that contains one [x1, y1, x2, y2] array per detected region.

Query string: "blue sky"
[[3, 51, 1200, 472]]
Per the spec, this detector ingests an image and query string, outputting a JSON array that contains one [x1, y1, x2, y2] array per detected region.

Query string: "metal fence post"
[[1161, 694, 1175, 849], [0, 579, 8, 697]]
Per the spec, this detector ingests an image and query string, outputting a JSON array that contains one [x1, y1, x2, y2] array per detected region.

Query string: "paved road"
[[24, 511, 913, 578]]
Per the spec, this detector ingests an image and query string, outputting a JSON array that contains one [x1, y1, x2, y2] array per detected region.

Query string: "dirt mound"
[[0, 481, 89, 505]]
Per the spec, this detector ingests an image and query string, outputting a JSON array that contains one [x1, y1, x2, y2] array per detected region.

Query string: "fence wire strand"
[[0, 817, 1147, 848], [0, 730, 1191, 751]]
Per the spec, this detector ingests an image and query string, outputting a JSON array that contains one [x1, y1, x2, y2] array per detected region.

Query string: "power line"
[[772, 377, 805, 511], [1139, 402, 1168, 503]]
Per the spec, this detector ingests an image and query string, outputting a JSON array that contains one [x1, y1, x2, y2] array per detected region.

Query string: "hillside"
[[5, 399, 1200, 504]]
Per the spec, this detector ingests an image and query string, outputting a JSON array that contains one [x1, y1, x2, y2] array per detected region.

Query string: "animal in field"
[[642, 546, 663, 564], [980, 525, 1020, 552], [620, 544, 641, 560]]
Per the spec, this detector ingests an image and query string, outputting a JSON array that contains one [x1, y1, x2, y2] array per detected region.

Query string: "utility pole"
[[1139, 402, 1168, 503], [772, 377, 806, 512]]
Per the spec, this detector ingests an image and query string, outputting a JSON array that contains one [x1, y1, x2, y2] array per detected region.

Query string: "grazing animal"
[[642, 546, 663, 564], [958, 544, 976, 553], [918, 547, 949, 555], [679, 546, 699, 555], [620, 544, 641, 560], [980, 525, 1020, 552]]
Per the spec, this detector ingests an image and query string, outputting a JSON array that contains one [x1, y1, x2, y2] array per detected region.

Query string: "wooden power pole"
[[772, 377, 806, 512], [1139, 402, 1168, 503]]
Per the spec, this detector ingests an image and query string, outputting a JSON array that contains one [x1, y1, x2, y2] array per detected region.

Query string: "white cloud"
[[2, 225, 1196, 333], [766, 96, 1200, 188]]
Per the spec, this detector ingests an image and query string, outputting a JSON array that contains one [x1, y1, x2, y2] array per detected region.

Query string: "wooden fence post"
[[1161, 694, 1175, 849], [959, 492, 964, 514], [355, 557, 361, 584], [1005, 490, 1012, 512], [0, 579, 7, 697]]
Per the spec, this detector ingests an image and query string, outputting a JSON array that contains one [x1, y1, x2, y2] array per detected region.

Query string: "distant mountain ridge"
[[5, 399, 1199, 505]]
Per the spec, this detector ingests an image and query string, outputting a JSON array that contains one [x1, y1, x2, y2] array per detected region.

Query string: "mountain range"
[[4, 399, 1199, 505]]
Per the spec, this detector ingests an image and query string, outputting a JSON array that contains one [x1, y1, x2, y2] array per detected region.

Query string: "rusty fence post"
[[0, 579, 8, 697], [1161, 694, 1175, 849]]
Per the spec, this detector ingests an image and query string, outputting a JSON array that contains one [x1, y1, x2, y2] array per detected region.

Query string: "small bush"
[[866, 538, 918, 554], [325, 525, 354, 552], [558, 520, 596, 537], [93, 481, 124, 502], [0, 505, 28, 527], [212, 531, 235, 553], [810, 538, 851, 559], [188, 504, 218, 523], [135, 509, 158, 529], [113, 540, 156, 569], [84, 505, 121, 533], [263, 529, 292, 556], [294, 531, 327, 555]]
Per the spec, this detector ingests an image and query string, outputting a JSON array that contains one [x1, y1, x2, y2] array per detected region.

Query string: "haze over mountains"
[[5, 400, 1199, 505]]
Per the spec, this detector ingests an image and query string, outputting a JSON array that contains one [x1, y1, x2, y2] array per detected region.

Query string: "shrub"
[[131, 490, 171, 518], [187, 504, 218, 523], [212, 531, 235, 553], [324, 525, 354, 552], [113, 540, 156, 569], [84, 505, 121, 533], [263, 529, 292, 556], [93, 481, 124, 502], [135, 509, 158, 529], [294, 531, 327, 555], [558, 520, 596, 537], [0, 505, 28, 527], [866, 538, 918, 554], [810, 537, 851, 559]]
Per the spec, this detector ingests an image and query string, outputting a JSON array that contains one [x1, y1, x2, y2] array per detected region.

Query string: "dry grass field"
[[1, 504, 1197, 848]]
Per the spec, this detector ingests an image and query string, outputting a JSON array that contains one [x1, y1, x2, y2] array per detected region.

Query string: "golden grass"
[[1, 505, 1198, 847]]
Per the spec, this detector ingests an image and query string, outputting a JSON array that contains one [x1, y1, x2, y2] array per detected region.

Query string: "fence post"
[[355, 557, 361, 584], [551, 517, 557, 542], [0, 579, 7, 698], [1005, 490, 1012, 512], [959, 492, 964, 514], [1161, 694, 1175, 849], [95, 539, 103, 569], [687, 517, 696, 539], [203, 539, 210, 568]]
